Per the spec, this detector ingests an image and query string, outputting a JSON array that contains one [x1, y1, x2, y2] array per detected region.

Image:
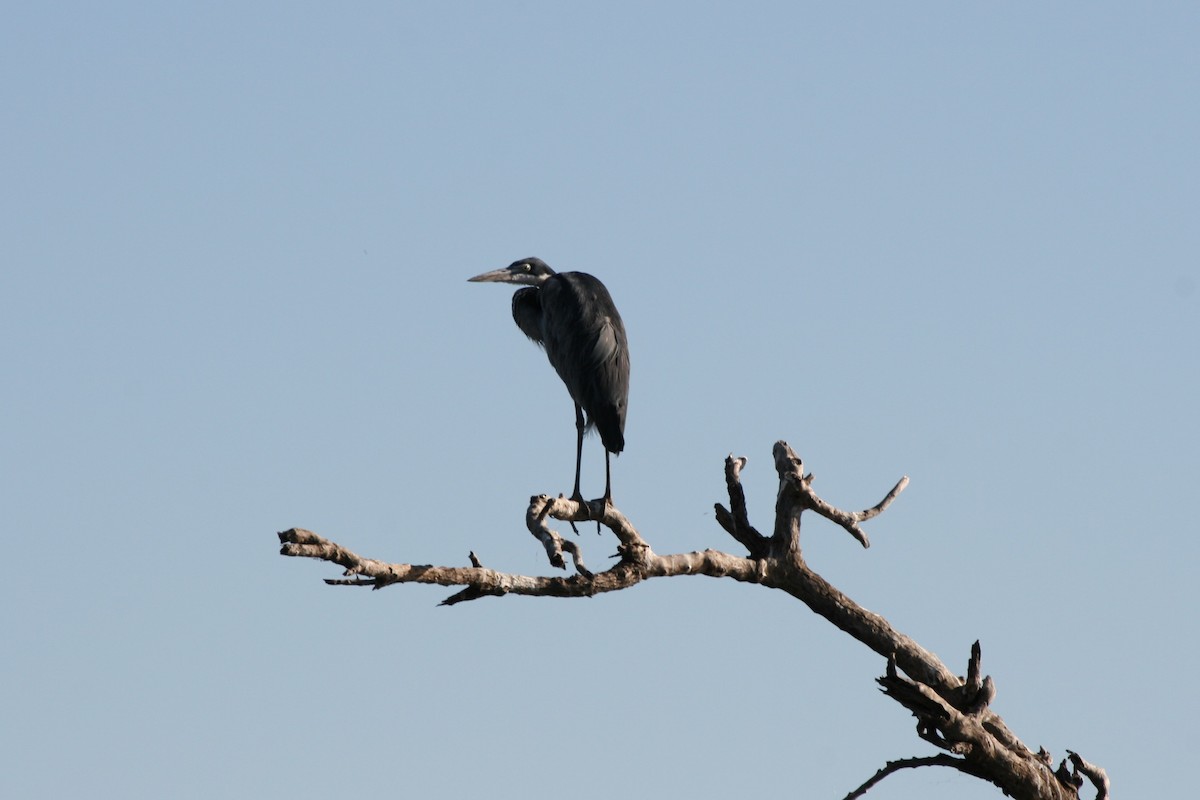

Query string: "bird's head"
[[467, 257, 556, 286]]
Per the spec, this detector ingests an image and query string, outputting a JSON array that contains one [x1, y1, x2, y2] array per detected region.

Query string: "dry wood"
[[278, 440, 1108, 799]]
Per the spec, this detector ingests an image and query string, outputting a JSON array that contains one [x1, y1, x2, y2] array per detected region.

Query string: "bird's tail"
[[591, 405, 625, 454]]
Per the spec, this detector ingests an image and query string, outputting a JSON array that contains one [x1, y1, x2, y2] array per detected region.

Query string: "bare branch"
[[962, 640, 996, 714], [875, 656, 1089, 800], [856, 475, 911, 523], [1067, 751, 1111, 800], [1055, 759, 1083, 791], [714, 503, 736, 536], [843, 754, 981, 800], [525, 495, 585, 574], [965, 640, 984, 698], [279, 527, 597, 602], [278, 442, 1104, 799], [771, 441, 807, 553], [715, 454, 768, 557], [278, 525, 763, 606], [771, 440, 909, 549], [526, 494, 648, 565]]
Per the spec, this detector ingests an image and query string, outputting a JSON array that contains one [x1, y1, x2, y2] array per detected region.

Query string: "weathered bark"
[[278, 440, 1108, 800]]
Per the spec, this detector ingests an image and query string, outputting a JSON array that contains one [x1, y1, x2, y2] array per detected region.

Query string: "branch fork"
[[278, 439, 1107, 799]]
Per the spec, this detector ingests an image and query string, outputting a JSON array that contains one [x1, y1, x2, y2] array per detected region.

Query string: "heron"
[[468, 257, 630, 508]]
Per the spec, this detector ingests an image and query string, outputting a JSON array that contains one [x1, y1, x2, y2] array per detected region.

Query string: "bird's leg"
[[568, 403, 586, 535], [604, 449, 613, 506], [597, 450, 613, 535], [571, 403, 586, 503]]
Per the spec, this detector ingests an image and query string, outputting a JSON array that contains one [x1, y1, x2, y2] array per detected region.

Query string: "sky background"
[[2, 3, 1196, 798]]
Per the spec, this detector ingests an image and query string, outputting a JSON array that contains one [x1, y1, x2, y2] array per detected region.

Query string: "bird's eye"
[[522, 263, 532, 272]]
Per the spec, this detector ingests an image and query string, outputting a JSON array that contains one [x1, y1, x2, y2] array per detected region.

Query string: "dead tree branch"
[[1067, 751, 1110, 800], [278, 439, 1106, 800], [714, 454, 769, 557], [843, 754, 990, 800], [277, 522, 762, 606]]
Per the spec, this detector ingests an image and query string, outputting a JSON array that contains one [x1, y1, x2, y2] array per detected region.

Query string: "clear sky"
[[3, 3, 1195, 798]]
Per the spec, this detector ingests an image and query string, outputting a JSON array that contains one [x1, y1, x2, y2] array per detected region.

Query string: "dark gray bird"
[[469, 257, 630, 506]]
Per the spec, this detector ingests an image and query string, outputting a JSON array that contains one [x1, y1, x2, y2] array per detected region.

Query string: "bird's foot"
[[566, 492, 605, 535], [596, 495, 612, 535], [567, 492, 587, 536]]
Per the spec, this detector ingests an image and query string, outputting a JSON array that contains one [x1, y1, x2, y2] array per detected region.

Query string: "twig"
[[771, 440, 908, 549], [842, 754, 974, 800]]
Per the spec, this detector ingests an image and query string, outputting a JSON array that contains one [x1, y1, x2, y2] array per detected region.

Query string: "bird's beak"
[[467, 267, 514, 283]]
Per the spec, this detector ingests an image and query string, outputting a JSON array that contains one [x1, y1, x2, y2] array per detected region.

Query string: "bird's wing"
[[540, 274, 629, 452], [541, 276, 625, 369], [590, 314, 623, 367], [511, 287, 544, 344]]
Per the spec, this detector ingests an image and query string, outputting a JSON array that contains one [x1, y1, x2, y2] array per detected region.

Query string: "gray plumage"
[[469, 257, 630, 502]]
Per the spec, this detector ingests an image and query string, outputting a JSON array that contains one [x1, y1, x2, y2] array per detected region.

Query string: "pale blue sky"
[[2, 3, 1196, 798]]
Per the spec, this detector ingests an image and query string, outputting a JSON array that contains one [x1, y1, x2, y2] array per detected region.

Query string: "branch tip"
[[1067, 751, 1110, 799]]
